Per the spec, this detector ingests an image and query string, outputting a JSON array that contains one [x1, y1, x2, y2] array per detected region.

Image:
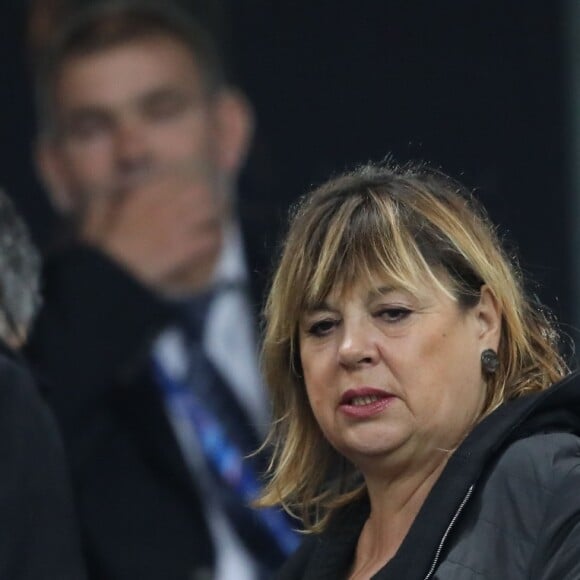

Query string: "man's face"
[[48, 34, 227, 213], [38, 34, 251, 296]]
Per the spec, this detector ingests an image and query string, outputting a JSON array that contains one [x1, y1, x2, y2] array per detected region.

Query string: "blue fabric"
[[152, 293, 298, 570]]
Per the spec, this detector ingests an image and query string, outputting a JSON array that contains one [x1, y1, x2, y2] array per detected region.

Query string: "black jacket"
[[0, 342, 86, 579], [26, 210, 280, 579], [278, 371, 580, 579]]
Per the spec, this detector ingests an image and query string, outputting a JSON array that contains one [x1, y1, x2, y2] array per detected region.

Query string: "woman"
[[258, 161, 580, 579]]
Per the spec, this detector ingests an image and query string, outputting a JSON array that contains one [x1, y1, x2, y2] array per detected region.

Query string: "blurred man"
[[29, 1, 296, 578], [0, 188, 86, 579]]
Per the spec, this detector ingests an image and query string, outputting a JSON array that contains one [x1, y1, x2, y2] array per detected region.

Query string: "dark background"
[[1, 1, 575, 346]]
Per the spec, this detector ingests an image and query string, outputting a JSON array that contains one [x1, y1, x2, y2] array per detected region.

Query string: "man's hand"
[[79, 163, 226, 298]]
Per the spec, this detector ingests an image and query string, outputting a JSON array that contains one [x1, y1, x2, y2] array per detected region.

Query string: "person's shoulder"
[[0, 346, 38, 406], [495, 432, 580, 484], [480, 431, 580, 518], [502, 433, 580, 577], [457, 433, 580, 567], [0, 347, 56, 429], [0, 347, 69, 480]]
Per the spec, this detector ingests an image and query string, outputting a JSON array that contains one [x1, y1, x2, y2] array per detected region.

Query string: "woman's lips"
[[339, 387, 395, 418]]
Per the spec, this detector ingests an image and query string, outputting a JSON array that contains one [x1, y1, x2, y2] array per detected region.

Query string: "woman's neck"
[[349, 454, 449, 580]]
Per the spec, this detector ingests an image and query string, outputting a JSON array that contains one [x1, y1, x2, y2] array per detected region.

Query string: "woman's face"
[[298, 278, 501, 475]]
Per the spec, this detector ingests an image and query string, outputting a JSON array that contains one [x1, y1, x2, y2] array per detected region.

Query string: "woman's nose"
[[337, 320, 378, 368]]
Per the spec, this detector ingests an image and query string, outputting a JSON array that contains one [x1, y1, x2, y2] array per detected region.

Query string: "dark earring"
[[481, 348, 499, 374]]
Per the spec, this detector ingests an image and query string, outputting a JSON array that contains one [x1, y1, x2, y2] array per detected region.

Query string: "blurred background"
[[1, 0, 579, 353]]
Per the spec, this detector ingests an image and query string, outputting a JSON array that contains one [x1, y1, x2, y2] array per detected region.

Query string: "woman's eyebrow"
[[367, 286, 396, 300], [303, 302, 334, 315]]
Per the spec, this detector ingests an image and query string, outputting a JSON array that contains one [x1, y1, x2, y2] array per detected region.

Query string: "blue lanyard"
[[151, 356, 299, 556]]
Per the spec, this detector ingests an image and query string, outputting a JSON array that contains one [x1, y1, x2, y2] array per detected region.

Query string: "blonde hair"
[[257, 161, 567, 532]]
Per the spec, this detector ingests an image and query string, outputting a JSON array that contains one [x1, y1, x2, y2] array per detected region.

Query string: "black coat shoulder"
[[0, 343, 87, 579]]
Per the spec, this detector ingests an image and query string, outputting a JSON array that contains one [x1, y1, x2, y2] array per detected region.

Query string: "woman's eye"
[[307, 319, 337, 337], [377, 307, 412, 323]]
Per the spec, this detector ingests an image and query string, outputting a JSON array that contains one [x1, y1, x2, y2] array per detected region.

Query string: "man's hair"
[[256, 159, 568, 532], [0, 190, 41, 345], [35, 0, 226, 134]]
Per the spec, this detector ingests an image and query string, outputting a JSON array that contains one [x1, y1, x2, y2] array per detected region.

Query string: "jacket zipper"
[[423, 484, 475, 580]]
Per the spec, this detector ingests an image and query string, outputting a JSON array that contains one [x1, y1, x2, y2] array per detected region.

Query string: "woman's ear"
[[212, 88, 254, 175], [476, 285, 502, 351], [35, 137, 78, 215]]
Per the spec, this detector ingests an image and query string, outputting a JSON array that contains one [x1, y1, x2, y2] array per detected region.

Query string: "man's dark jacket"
[[26, 211, 279, 580], [0, 342, 87, 579], [278, 371, 580, 579]]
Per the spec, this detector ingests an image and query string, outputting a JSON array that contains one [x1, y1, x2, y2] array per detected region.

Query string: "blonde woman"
[[259, 161, 580, 579]]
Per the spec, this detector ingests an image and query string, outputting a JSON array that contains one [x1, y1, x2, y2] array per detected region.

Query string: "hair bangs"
[[301, 189, 440, 309]]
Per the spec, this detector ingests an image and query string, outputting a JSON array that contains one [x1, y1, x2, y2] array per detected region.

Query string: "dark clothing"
[[26, 211, 277, 579], [28, 244, 211, 579], [278, 371, 580, 580], [0, 342, 86, 580]]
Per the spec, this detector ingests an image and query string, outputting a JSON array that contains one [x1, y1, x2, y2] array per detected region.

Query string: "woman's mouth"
[[350, 395, 382, 406], [339, 388, 395, 418]]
